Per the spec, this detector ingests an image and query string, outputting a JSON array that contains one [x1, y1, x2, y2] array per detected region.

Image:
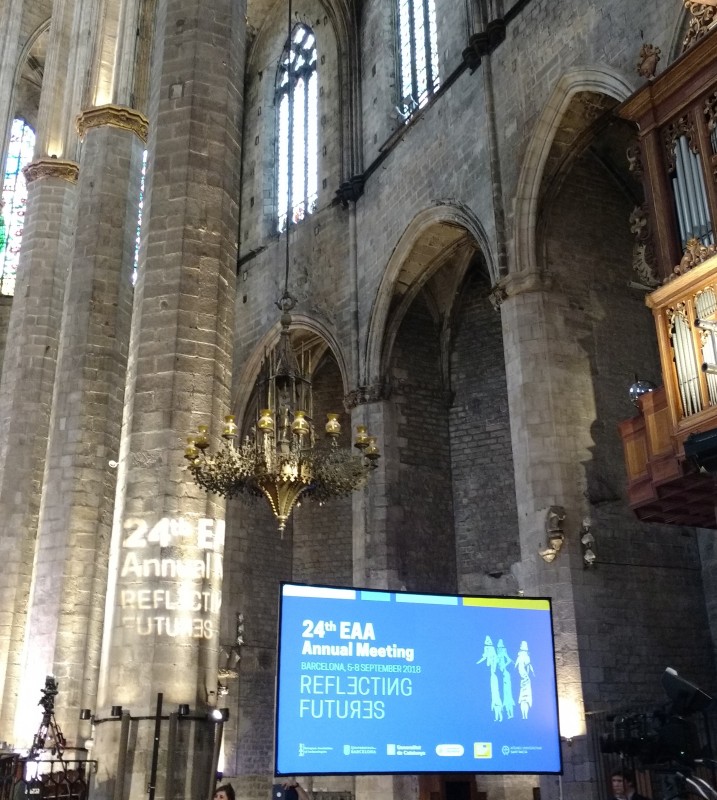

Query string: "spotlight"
[[110, 706, 123, 718], [209, 708, 229, 721], [79, 709, 92, 721], [178, 704, 190, 717]]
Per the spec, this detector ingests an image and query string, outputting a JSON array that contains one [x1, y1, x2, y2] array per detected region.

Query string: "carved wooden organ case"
[[618, 25, 717, 528]]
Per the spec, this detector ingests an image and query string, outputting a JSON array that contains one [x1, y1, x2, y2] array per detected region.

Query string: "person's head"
[[214, 784, 235, 800], [611, 769, 636, 797]]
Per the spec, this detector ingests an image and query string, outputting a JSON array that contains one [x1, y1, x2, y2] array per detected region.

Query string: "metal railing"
[[0, 756, 94, 800]]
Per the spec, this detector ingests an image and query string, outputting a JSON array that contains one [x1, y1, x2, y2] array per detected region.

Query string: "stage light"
[[178, 704, 190, 717], [79, 709, 92, 721], [111, 706, 123, 718]]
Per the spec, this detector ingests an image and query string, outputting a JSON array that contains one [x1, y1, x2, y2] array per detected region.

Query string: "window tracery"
[[276, 23, 318, 232]]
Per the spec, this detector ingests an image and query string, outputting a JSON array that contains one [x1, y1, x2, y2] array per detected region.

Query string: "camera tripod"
[[28, 677, 67, 762]]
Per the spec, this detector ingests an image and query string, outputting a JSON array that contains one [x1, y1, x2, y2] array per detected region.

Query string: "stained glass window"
[[132, 148, 148, 285], [276, 24, 318, 232], [1, 119, 35, 296], [397, 0, 440, 121]]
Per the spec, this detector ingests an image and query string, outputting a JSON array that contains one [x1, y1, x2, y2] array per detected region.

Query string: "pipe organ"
[[618, 23, 717, 528]]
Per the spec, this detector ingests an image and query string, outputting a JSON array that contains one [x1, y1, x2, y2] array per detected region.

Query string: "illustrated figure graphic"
[[515, 640, 535, 719], [476, 635, 502, 720], [477, 635, 521, 721], [496, 639, 515, 719]]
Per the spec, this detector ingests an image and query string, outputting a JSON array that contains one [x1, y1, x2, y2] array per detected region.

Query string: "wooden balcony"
[[619, 385, 717, 528]]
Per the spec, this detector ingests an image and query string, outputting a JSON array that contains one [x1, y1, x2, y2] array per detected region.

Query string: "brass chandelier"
[[185, 295, 380, 531], [185, 0, 378, 530]]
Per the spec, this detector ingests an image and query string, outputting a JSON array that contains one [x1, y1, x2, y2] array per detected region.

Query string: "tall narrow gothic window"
[[276, 23, 318, 232], [397, 0, 440, 120], [1, 118, 35, 296]]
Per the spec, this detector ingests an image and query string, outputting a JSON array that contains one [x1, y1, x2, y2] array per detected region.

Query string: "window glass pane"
[[413, 1, 428, 104], [397, 0, 439, 119], [277, 94, 290, 231], [276, 24, 318, 231], [306, 71, 318, 214], [1, 118, 35, 296], [292, 76, 306, 222], [398, 0, 413, 102], [132, 148, 148, 285], [427, 0, 440, 92]]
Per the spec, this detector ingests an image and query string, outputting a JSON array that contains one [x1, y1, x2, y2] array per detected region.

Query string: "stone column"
[[0, 0, 112, 746], [93, 0, 244, 794], [14, 107, 147, 750], [0, 0, 26, 150], [0, 159, 78, 744], [498, 273, 594, 800], [349, 390, 419, 800], [34, 0, 101, 161]]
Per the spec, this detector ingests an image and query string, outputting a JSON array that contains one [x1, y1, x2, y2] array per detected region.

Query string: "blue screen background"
[[275, 585, 562, 775]]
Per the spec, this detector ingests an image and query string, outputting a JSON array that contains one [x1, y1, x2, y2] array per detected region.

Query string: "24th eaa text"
[[301, 620, 415, 663]]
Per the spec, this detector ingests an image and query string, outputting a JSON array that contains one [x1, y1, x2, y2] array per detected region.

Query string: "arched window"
[[397, 0, 440, 120], [276, 23, 318, 232], [1, 118, 35, 296]]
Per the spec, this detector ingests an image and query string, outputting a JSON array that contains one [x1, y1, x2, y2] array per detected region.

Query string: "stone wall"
[[449, 269, 520, 596]]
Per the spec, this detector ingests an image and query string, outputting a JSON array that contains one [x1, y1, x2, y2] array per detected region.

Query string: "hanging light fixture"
[[184, 298, 380, 532], [185, 0, 380, 532]]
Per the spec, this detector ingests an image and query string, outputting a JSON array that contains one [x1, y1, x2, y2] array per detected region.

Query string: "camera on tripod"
[[600, 668, 713, 768], [38, 677, 59, 714]]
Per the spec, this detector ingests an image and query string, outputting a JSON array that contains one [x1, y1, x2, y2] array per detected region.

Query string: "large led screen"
[[275, 583, 562, 776]]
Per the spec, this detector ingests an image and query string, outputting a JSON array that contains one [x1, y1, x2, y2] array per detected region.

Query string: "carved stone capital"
[[76, 104, 149, 143], [488, 271, 554, 308], [23, 157, 80, 184], [344, 383, 388, 410]]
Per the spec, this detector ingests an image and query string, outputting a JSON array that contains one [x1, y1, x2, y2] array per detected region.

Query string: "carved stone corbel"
[[344, 382, 389, 410], [488, 271, 554, 308]]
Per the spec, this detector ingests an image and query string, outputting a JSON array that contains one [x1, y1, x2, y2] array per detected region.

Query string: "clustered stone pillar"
[[92, 0, 244, 795], [0, 159, 78, 744], [499, 276, 594, 800], [0, 0, 113, 747], [15, 107, 147, 748]]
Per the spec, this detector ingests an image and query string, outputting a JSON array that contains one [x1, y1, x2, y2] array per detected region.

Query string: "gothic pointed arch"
[[364, 202, 494, 388], [512, 66, 635, 277], [233, 314, 350, 429]]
